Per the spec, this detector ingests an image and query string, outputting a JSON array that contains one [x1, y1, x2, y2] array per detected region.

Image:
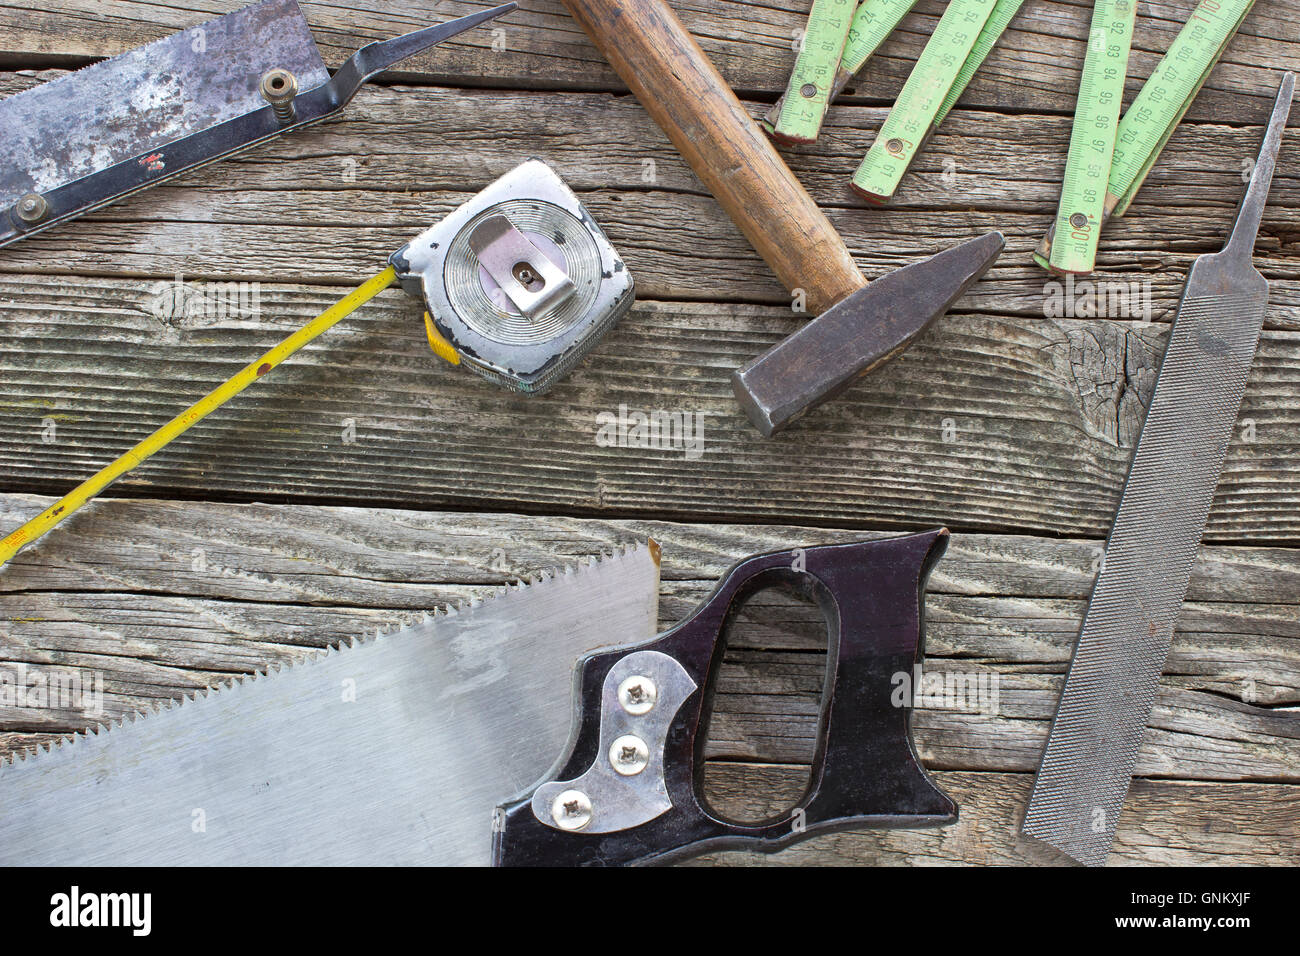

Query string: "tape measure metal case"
[[390, 160, 635, 394]]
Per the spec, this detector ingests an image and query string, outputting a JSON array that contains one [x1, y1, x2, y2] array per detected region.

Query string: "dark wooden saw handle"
[[561, 0, 866, 315], [492, 532, 957, 866]]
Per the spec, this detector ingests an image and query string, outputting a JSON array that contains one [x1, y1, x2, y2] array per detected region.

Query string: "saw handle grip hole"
[[696, 570, 829, 826], [492, 535, 955, 864]]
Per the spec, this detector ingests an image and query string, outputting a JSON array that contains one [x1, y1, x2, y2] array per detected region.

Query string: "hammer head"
[[732, 232, 1005, 436]]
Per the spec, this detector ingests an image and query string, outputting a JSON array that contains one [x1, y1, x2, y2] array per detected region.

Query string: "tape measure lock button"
[[423, 312, 461, 366]]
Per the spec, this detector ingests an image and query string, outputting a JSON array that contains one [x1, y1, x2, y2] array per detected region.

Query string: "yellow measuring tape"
[[0, 266, 399, 569]]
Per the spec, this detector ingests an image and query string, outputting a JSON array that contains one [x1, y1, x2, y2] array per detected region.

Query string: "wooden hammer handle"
[[561, 0, 866, 315]]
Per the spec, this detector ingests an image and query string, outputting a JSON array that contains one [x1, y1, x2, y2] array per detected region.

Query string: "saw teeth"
[[0, 540, 660, 768]]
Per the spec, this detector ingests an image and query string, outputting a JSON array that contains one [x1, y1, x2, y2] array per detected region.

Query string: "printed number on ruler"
[[830, 0, 921, 100], [1107, 0, 1256, 215], [934, 0, 1028, 128]]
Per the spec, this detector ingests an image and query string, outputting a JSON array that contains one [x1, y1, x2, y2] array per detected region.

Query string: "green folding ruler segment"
[[1034, 0, 1258, 269], [766, 0, 1024, 151], [851, 0, 1022, 203], [765, 0, 921, 144], [1040, 0, 1139, 274], [832, 0, 922, 100], [764, 0, 858, 143], [933, 0, 1028, 128]]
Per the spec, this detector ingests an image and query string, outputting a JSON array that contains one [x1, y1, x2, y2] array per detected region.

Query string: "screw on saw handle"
[[560, 0, 867, 316], [492, 531, 957, 866]]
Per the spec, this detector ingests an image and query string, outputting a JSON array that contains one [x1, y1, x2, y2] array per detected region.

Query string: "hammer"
[[560, 0, 1003, 435]]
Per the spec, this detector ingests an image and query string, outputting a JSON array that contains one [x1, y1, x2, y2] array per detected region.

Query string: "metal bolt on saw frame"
[[13, 192, 49, 225], [259, 68, 299, 124]]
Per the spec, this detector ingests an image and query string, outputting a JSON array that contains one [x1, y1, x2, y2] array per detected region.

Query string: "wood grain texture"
[[1, 498, 1294, 775], [0, 0, 1294, 120], [691, 770, 1300, 865], [0, 280, 1297, 540], [0, 500, 1294, 863], [0, 79, 1293, 318]]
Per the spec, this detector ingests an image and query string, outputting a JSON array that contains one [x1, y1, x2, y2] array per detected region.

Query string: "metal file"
[[1023, 73, 1293, 866]]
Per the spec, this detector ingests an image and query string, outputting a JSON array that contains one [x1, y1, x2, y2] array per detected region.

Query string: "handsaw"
[[492, 533, 957, 865], [0, 543, 661, 865], [1022, 72, 1293, 866], [559, 0, 1003, 436], [0, 0, 516, 248], [1, 533, 957, 865], [1035, 0, 1259, 270]]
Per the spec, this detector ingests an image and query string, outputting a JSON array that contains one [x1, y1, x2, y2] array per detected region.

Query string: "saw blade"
[[1022, 74, 1292, 866], [0, 542, 661, 865]]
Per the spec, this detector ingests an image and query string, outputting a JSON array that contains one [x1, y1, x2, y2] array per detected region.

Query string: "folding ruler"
[[1038, 0, 1259, 273], [851, 0, 1028, 202], [764, 0, 859, 143], [765, 0, 1026, 158]]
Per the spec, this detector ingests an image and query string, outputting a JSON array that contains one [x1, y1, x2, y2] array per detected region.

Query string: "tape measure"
[[0, 160, 633, 568], [764, 0, 857, 144], [391, 160, 633, 394], [1035, 0, 1257, 267], [850, 0, 999, 203], [1041, 0, 1139, 274]]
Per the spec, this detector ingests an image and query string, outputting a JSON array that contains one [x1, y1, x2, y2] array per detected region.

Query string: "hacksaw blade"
[[0, 542, 661, 866], [0, 1, 516, 249]]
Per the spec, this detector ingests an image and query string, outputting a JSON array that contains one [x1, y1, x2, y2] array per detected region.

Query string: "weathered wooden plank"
[[1, 282, 1298, 540], [0, 80, 1295, 320], [691, 769, 1300, 865], [2, 498, 1295, 782], [0, 0, 1294, 869], [701, 646, 1298, 776], [5, 587, 1292, 775], [7, 494, 1300, 602], [0, 0, 1293, 121]]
